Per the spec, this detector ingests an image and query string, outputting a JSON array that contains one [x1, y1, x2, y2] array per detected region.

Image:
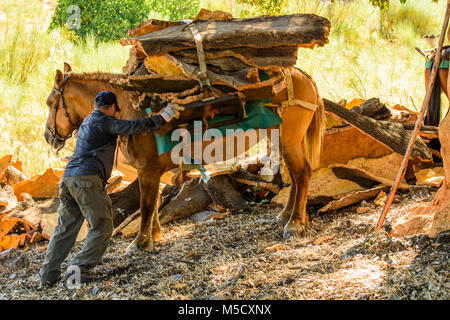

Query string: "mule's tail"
[[303, 79, 325, 170], [424, 63, 442, 126]]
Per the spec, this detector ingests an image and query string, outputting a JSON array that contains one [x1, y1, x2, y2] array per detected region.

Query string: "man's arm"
[[101, 103, 184, 136], [102, 115, 165, 136]]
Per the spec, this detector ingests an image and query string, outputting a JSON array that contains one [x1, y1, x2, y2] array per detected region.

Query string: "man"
[[39, 91, 183, 286]]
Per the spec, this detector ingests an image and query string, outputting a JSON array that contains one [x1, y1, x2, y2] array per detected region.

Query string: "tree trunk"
[[323, 98, 432, 161]]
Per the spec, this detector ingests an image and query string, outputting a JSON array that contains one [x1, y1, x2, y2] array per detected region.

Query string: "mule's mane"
[[66, 71, 127, 81]]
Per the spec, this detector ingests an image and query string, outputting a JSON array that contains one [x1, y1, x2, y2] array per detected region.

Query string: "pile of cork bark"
[[111, 9, 331, 127]]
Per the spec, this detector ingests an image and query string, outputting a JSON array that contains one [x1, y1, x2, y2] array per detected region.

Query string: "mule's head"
[[44, 63, 80, 151]]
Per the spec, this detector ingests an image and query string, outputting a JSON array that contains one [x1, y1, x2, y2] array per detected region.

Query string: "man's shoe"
[[40, 277, 61, 287], [39, 271, 61, 287], [66, 267, 94, 284]]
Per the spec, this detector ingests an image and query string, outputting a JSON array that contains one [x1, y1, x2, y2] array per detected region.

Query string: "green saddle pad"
[[425, 60, 450, 69], [153, 98, 282, 156]]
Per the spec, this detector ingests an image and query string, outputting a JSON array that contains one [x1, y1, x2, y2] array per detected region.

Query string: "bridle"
[[45, 75, 78, 152]]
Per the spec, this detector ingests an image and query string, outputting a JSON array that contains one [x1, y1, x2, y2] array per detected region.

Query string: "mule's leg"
[[125, 173, 160, 254], [433, 111, 450, 206], [276, 169, 297, 226], [282, 151, 312, 239], [151, 202, 162, 241], [279, 107, 315, 239]]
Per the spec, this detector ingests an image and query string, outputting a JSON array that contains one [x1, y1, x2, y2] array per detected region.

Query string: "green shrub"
[[146, 0, 200, 21], [370, 0, 439, 10], [49, 0, 150, 42], [237, 0, 287, 17]]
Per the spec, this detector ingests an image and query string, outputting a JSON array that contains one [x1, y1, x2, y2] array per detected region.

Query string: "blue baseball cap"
[[94, 91, 118, 108]]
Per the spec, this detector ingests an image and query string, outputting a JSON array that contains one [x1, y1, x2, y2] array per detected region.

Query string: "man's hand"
[[159, 103, 185, 122]]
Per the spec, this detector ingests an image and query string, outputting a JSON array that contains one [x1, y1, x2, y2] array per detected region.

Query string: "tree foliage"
[[370, 0, 439, 10], [237, 0, 287, 17], [49, 0, 150, 42], [146, 0, 200, 21], [238, 0, 441, 15]]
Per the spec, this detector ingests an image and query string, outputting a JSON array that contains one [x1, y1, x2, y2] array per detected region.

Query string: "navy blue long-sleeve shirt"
[[63, 109, 165, 184]]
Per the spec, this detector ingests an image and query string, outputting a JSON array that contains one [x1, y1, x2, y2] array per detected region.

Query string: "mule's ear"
[[55, 70, 64, 86], [64, 62, 72, 73]]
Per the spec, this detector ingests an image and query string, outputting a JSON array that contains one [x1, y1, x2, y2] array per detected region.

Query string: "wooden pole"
[[415, 47, 426, 57], [375, 1, 450, 232]]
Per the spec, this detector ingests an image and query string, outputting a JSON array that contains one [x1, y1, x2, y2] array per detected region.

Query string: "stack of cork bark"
[[111, 9, 331, 115]]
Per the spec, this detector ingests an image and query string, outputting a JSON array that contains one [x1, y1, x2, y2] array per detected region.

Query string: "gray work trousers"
[[39, 175, 113, 285]]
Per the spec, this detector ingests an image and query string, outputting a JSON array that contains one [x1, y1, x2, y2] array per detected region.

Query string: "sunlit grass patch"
[[0, 1, 128, 176]]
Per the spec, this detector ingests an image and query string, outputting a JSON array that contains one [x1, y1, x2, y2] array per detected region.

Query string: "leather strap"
[[280, 99, 317, 111], [279, 68, 318, 112], [188, 23, 211, 90]]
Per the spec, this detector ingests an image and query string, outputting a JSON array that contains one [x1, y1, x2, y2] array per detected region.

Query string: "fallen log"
[[318, 185, 390, 213], [402, 123, 438, 131], [402, 123, 440, 140], [231, 168, 280, 194], [323, 98, 432, 161], [159, 178, 213, 225], [202, 175, 247, 210], [109, 179, 140, 227], [112, 211, 140, 237], [121, 14, 331, 56], [159, 184, 181, 209], [356, 98, 391, 120]]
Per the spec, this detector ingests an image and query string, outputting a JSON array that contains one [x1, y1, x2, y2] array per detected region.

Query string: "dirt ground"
[[0, 185, 448, 300]]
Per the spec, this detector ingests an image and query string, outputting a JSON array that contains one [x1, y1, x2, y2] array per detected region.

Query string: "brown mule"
[[44, 63, 325, 254], [424, 62, 448, 126], [423, 48, 450, 213]]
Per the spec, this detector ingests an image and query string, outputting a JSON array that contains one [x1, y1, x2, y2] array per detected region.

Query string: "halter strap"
[[53, 75, 77, 128], [46, 74, 77, 151]]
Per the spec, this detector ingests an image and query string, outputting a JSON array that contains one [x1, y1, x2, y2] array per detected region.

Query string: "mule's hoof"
[[283, 224, 306, 240]]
